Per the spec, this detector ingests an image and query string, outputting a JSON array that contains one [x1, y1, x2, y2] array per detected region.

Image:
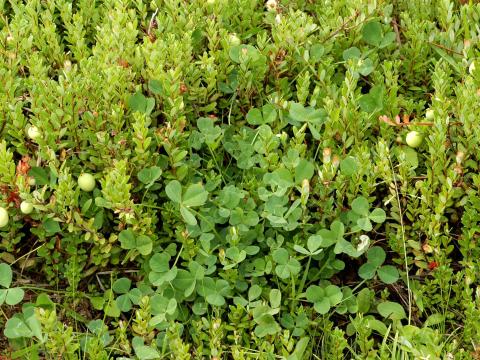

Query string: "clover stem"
[[306, 261, 329, 287], [336, 279, 367, 307], [19, 286, 70, 294], [173, 244, 184, 268], [191, 209, 222, 241], [208, 145, 225, 185], [297, 256, 311, 300], [0, 307, 8, 321], [290, 274, 296, 313]]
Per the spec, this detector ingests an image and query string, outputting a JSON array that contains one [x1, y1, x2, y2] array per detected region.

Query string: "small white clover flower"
[[266, 0, 278, 11], [357, 235, 370, 253]]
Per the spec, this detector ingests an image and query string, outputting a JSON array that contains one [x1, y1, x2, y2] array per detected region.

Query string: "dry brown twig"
[[379, 114, 434, 127], [322, 10, 361, 43]]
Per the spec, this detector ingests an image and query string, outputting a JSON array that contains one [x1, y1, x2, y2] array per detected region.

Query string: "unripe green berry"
[[406, 131, 423, 148], [78, 173, 96, 192], [425, 109, 434, 121], [27, 125, 41, 141], [0, 207, 9, 228], [228, 34, 241, 46], [20, 201, 34, 215]]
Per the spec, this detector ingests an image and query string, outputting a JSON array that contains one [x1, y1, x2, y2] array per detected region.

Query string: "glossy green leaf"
[[359, 85, 384, 113], [0, 263, 12, 288], [352, 197, 370, 216], [362, 21, 383, 47], [5, 288, 24, 305], [137, 166, 162, 185], [112, 278, 131, 294], [369, 208, 386, 223], [377, 301, 406, 320], [119, 229, 136, 250], [377, 265, 399, 284], [165, 180, 182, 203], [367, 246, 386, 267], [183, 183, 208, 207], [4, 317, 32, 338], [136, 235, 153, 256], [358, 263, 377, 280], [180, 205, 197, 225]]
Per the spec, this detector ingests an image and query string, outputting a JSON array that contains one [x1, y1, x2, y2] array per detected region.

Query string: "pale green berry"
[[425, 109, 434, 121], [78, 173, 96, 192], [20, 201, 34, 215], [228, 33, 241, 46], [27, 125, 41, 141], [0, 207, 9, 228], [406, 131, 423, 148]]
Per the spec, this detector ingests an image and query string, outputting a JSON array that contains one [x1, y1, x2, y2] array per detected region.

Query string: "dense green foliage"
[[1, 0, 480, 358]]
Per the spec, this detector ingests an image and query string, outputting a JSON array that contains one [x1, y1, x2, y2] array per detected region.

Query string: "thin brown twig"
[[391, 0, 402, 46], [428, 41, 463, 56], [322, 10, 361, 43], [379, 115, 434, 127], [95, 269, 140, 275], [392, 19, 402, 46]]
